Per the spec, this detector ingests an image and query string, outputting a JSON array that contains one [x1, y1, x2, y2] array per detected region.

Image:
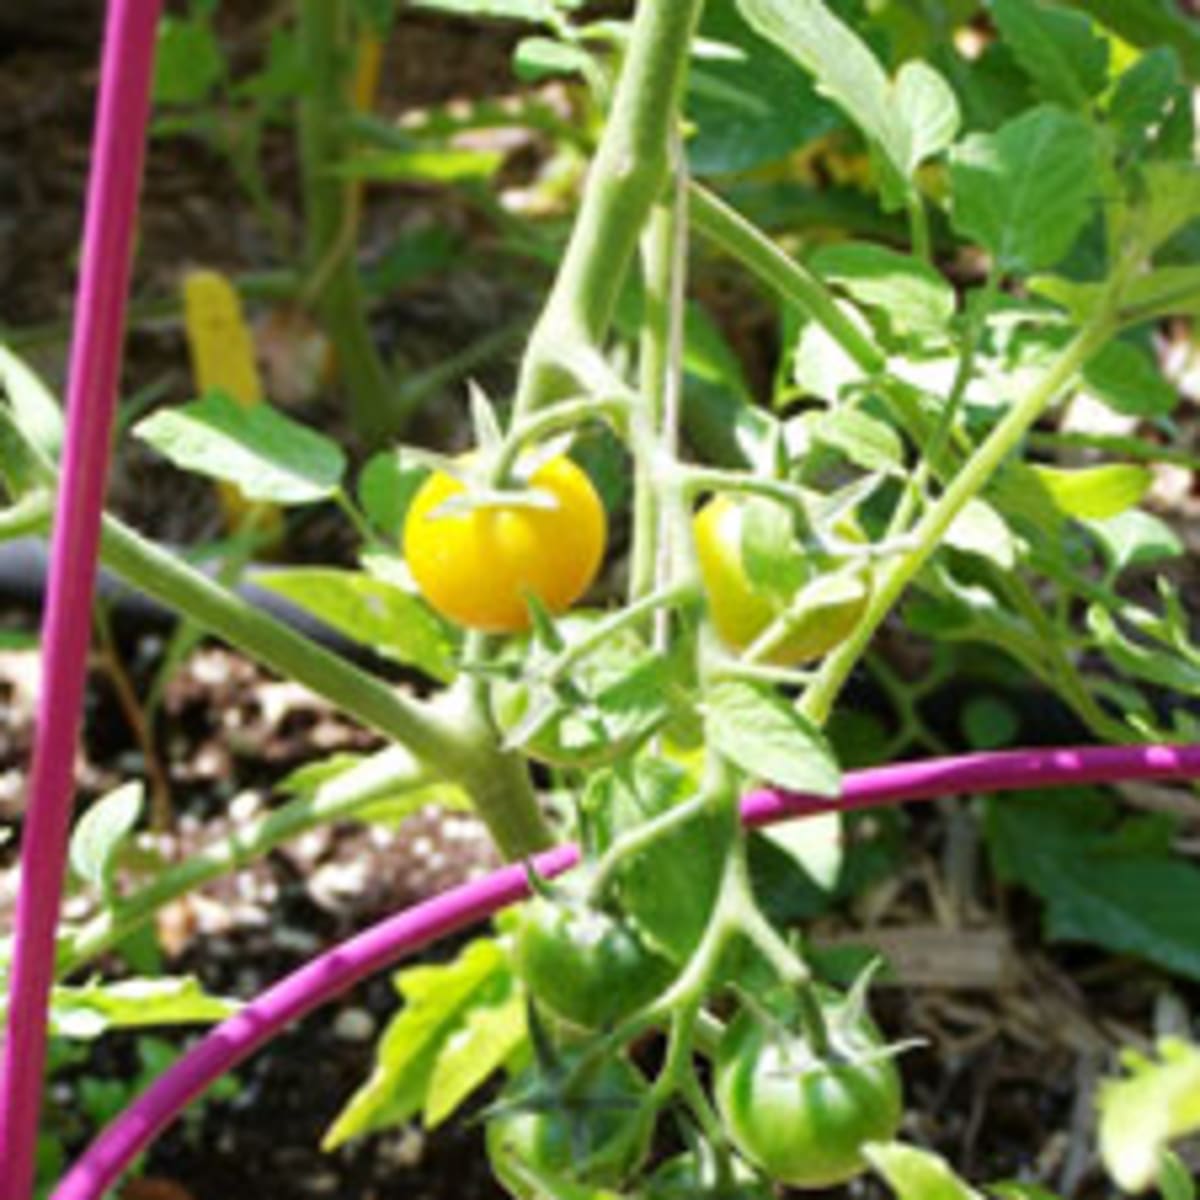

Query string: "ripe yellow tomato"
[[404, 455, 606, 633], [693, 494, 868, 666]]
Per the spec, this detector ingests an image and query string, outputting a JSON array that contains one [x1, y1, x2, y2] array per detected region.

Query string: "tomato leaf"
[[323, 937, 519, 1148], [1098, 1038, 1200, 1192], [0, 345, 63, 461], [865, 1141, 986, 1200], [986, 793, 1200, 981], [69, 782, 144, 902], [135, 393, 346, 505], [989, 0, 1109, 110], [1031, 463, 1152, 521], [1082, 339, 1178, 417], [706, 679, 841, 797], [1086, 510, 1182, 575], [812, 243, 956, 339], [255, 564, 458, 682], [949, 106, 1100, 272]]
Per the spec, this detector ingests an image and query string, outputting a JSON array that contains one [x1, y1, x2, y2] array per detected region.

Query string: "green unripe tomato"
[[513, 896, 677, 1030], [639, 1152, 774, 1198], [713, 993, 903, 1190], [486, 1055, 652, 1198], [693, 494, 869, 666]]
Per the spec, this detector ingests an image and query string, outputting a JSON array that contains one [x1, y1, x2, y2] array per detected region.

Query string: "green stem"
[[512, 0, 706, 416], [906, 187, 932, 264], [297, 0, 397, 446], [60, 747, 429, 977], [800, 319, 1114, 726], [688, 184, 886, 377]]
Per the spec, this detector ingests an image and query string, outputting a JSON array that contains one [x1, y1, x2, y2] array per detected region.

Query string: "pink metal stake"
[[0, 3, 162, 1197]]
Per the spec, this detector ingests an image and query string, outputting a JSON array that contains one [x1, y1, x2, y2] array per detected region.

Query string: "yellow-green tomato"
[[693, 494, 868, 666], [404, 455, 606, 633]]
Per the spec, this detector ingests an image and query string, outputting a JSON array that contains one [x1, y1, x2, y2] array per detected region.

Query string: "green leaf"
[[1098, 1038, 1200, 1192], [1031, 463, 1152, 520], [892, 60, 962, 176], [989, 0, 1109, 109], [1118, 266, 1200, 323], [1087, 604, 1200, 695], [760, 811, 842, 891], [589, 760, 729, 963], [1087, 510, 1182, 574], [813, 407, 905, 474], [1109, 48, 1183, 156], [358, 451, 425, 541], [706, 679, 841, 796], [153, 17, 224, 105], [40, 977, 238, 1040], [1082, 339, 1178, 418], [423, 984, 525, 1127], [513, 36, 592, 82], [866, 1141, 986, 1200], [989, 1185, 1063, 1200], [987, 795, 1200, 981], [688, 0, 839, 175], [135, 393, 345, 505], [945, 498, 1017, 569], [0, 345, 63, 460], [812, 243, 955, 338], [735, 0, 958, 184], [253, 566, 457, 682], [1159, 1152, 1197, 1200], [741, 497, 808, 597], [949, 106, 1100, 272], [323, 937, 516, 1148], [69, 783, 144, 899], [336, 149, 504, 184], [1133, 162, 1200, 253]]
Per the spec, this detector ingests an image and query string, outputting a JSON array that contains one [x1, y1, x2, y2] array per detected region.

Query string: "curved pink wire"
[[53, 742, 1200, 1200], [0, 4, 162, 1199]]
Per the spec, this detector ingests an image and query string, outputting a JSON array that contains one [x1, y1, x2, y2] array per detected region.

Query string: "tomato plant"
[[713, 991, 903, 1189], [404, 455, 607, 633], [512, 893, 677, 1029], [486, 1054, 652, 1197]]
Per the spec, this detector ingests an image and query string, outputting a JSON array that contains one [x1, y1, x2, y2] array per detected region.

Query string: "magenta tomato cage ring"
[[0, 3, 163, 1200], [52, 743, 1200, 1200]]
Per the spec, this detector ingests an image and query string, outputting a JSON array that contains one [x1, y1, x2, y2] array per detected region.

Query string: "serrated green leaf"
[[736, 0, 957, 184], [69, 783, 144, 898], [323, 938, 512, 1149], [1032, 463, 1152, 521], [1098, 1038, 1200, 1192], [1134, 162, 1200, 253], [254, 567, 457, 682], [39, 977, 238, 1040], [0, 346, 63, 460], [154, 17, 224, 105], [987, 795, 1200, 981], [1057, 0, 1200, 81], [742, 496, 807, 597], [990, 0, 1109, 109], [135, 393, 345, 504], [687, 0, 839, 175], [812, 243, 956, 338], [1109, 48, 1183, 156], [424, 984, 525, 1127], [1119, 266, 1200, 324], [1087, 605, 1200, 695], [950, 106, 1100, 272], [706, 679, 841, 796], [866, 1141, 986, 1200]]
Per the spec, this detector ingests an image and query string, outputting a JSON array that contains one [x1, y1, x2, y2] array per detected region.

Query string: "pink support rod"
[[53, 742, 1200, 1200], [0, 4, 162, 1199]]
